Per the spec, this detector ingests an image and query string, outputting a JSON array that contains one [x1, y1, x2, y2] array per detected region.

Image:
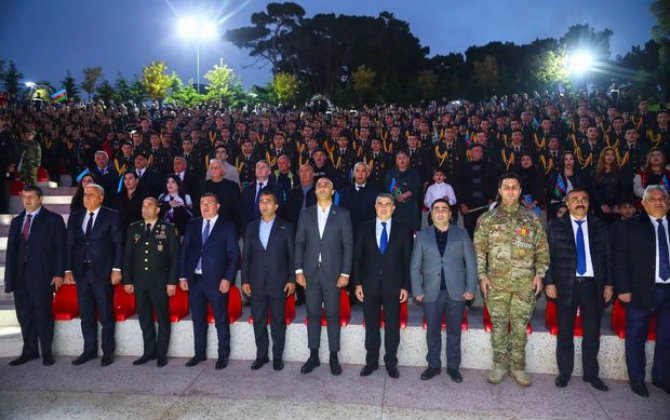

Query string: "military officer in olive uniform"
[[123, 197, 179, 367], [474, 173, 549, 387]]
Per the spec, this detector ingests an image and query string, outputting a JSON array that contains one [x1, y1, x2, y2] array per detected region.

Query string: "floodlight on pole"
[[568, 51, 594, 75], [25, 82, 36, 88], [177, 16, 218, 90]]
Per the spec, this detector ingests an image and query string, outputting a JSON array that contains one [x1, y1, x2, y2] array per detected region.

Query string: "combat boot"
[[487, 368, 507, 384], [511, 370, 532, 386]]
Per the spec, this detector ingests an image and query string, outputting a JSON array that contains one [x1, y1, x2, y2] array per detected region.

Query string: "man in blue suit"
[[411, 199, 477, 383], [65, 184, 123, 366], [240, 160, 283, 227], [179, 193, 240, 370], [241, 190, 295, 371], [5, 185, 66, 366]]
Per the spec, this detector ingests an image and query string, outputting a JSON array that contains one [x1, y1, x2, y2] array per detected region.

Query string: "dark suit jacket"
[[90, 165, 119, 208], [65, 206, 123, 279], [240, 179, 284, 226], [241, 217, 295, 297], [138, 168, 164, 198], [612, 213, 663, 310], [283, 185, 316, 227], [545, 214, 612, 310], [338, 184, 381, 233], [5, 208, 66, 293], [179, 217, 240, 289], [352, 219, 412, 294], [294, 204, 353, 279], [196, 178, 243, 233], [173, 170, 198, 196]]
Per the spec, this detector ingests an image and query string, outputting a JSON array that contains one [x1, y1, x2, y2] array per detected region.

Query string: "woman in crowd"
[[592, 147, 623, 224], [546, 151, 587, 218], [514, 152, 544, 216], [69, 173, 96, 212], [633, 147, 670, 207], [157, 174, 193, 239]]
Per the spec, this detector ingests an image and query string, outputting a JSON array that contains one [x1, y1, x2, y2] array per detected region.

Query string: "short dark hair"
[[497, 172, 522, 189], [566, 188, 589, 199], [259, 190, 278, 204], [431, 198, 451, 210], [123, 170, 138, 179], [200, 192, 219, 203], [23, 185, 43, 198]]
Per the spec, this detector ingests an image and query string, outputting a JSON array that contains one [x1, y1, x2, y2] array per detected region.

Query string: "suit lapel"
[[266, 219, 280, 249], [560, 215, 577, 253]]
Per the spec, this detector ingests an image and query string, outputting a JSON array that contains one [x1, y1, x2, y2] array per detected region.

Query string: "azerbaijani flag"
[[51, 89, 67, 103]]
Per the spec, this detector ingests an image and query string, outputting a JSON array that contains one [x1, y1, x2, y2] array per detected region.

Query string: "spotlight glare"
[[569, 51, 594, 75]]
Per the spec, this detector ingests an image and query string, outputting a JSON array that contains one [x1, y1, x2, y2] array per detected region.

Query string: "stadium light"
[[568, 51, 594, 75], [177, 16, 219, 90], [25, 82, 36, 88]]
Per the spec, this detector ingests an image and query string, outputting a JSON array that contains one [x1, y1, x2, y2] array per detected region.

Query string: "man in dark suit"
[[172, 156, 198, 197], [295, 177, 353, 375], [283, 164, 316, 228], [545, 189, 612, 391], [196, 159, 243, 234], [179, 193, 240, 370], [353, 192, 412, 378], [5, 185, 65, 366], [613, 184, 670, 397], [240, 160, 284, 227], [411, 199, 477, 382], [123, 197, 179, 367], [241, 190, 295, 371], [339, 162, 381, 234], [65, 184, 123, 366], [91, 150, 119, 209], [134, 152, 164, 198]]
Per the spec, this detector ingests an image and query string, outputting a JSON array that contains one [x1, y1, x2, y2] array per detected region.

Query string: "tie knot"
[[382, 221, 387, 228], [658, 218, 664, 224], [146, 223, 151, 231], [89, 212, 95, 218], [575, 220, 584, 226], [27, 214, 32, 220]]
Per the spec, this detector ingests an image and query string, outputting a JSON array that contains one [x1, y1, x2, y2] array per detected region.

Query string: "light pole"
[[177, 16, 218, 92]]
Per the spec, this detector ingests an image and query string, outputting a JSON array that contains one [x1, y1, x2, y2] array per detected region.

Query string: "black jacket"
[[545, 214, 612, 309]]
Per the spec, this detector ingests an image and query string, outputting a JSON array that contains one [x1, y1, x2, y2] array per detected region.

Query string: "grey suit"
[[411, 224, 477, 369], [295, 204, 353, 352]]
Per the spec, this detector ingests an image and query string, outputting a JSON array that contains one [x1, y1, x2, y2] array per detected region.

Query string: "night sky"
[[0, 0, 656, 89]]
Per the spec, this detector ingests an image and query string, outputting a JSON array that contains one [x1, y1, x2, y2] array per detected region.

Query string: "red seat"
[[545, 300, 584, 336], [154, 287, 190, 322], [611, 299, 656, 340], [207, 285, 243, 324], [422, 308, 469, 330], [304, 289, 351, 327], [483, 304, 532, 334], [248, 294, 296, 325], [363, 301, 409, 329], [113, 284, 136, 321], [52, 284, 80, 320], [36, 166, 49, 182], [9, 180, 25, 195]]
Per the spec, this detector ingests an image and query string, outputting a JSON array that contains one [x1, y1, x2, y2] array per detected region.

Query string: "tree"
[[2, 60, 23, 101], [560, 24, 614, 59], [81, 66, 103, 100], [351, 65, 376, 104], [272, 72, 299, 104], [141, 61, 171, 102], [472, 55, 499, 97], [415, 69, 439, 100], [203, 62, 239, 106], [535, 49, 570, 89], [651, 0, 670, 91], [95, 80, 116, 103], [166, 77, 204, 107], [61, 70, 80, 102]]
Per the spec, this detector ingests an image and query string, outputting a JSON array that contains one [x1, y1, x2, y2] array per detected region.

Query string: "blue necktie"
[[380, 222, 388, 254], [196, 219, 211, 272], [575, 220, 586, 275], [657, 218, 670, 280]]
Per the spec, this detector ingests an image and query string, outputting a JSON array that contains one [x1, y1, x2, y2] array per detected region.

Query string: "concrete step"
[[0, 307, 18, 326], [0, 238, 6, 251]]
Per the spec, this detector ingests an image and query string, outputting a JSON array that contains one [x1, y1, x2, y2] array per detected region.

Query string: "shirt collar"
[[260, 216, 276, 226], [26, 207, 42, 218], [204, 215, 218, 225]]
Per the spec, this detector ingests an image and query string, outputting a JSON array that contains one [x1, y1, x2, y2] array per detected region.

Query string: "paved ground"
[[0, 356, 667, 420]]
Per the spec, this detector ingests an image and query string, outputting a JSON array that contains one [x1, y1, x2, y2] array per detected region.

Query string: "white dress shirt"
[[571, 216, 594, 277], [375, 217, 392, 248], [259, 216, 275, 249], [81, 207, 102, 233], [649, 216, 670, 284], [22, 207, 42, 237], [317, 204, 331, 239]]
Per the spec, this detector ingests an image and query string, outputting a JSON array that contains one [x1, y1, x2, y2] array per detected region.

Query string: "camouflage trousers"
[[485, 286, 536, 370], [21, 165, 38, 186]]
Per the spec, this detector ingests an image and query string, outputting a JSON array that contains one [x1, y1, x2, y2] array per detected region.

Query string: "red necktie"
[[22, 214, 32, 241]]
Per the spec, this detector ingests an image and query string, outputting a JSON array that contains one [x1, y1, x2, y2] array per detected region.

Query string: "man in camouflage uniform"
[[19, 129, 42, 186], [474, 172, 549, 387]]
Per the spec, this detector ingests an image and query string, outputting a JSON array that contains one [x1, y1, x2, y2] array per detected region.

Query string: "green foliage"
[[535, 49, 570, 89], [203, 63, 240, 106], [166, 77, 204, 107], [352, 65, 376, 104], [95, 80, 115, 103], [2, 60, 23, 100], [272, 72, 299, 104], [415, 69, 438, 100], [472, 55, 499, 97], [142, 61, 171, 101], [61, 70, 80, 102], [651, 0, 670, 91], [81, 66, 103, 100]]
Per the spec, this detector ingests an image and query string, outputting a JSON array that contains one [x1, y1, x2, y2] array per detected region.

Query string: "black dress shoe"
[[301, 356, 320, 374], [72, 353, 97, 366], [420, 367, 441, 380], [157, 357, 168, 367], [630, 381, 649, 398], [133, 354, 157, 365], [185, 356, 205, 367], [447, 368, 463, 383], [555, 375, 570, 388], [583, 376, 608, 391], [386, 365, 400, 379], [652, 379, 670, 394], [101, 355, 114, 366], [360, 364, 379, 376], [251, 356, 269, 370], [329, 356, 342, 376], [273, 360, 284, 371], [9, 354, 39, 366], [42, 355, 55, 366], [215, 357, 228, 370]]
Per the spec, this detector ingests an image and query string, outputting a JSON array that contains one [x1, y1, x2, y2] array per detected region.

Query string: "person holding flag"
[[384, 150, 421, 231], [546, 151, 587, 219]]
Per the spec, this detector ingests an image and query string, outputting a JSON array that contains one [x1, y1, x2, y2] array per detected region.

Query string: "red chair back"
[[304, 288, 351, 326], [113, 284, 136, 321], [207, 285, 243, 324], [52, 284, 80, 320], [169, 287, 189, 322], [37, 167, 49, 182]]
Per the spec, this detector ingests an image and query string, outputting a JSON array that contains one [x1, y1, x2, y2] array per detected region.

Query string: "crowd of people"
[[1, 89, 669, 398]]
